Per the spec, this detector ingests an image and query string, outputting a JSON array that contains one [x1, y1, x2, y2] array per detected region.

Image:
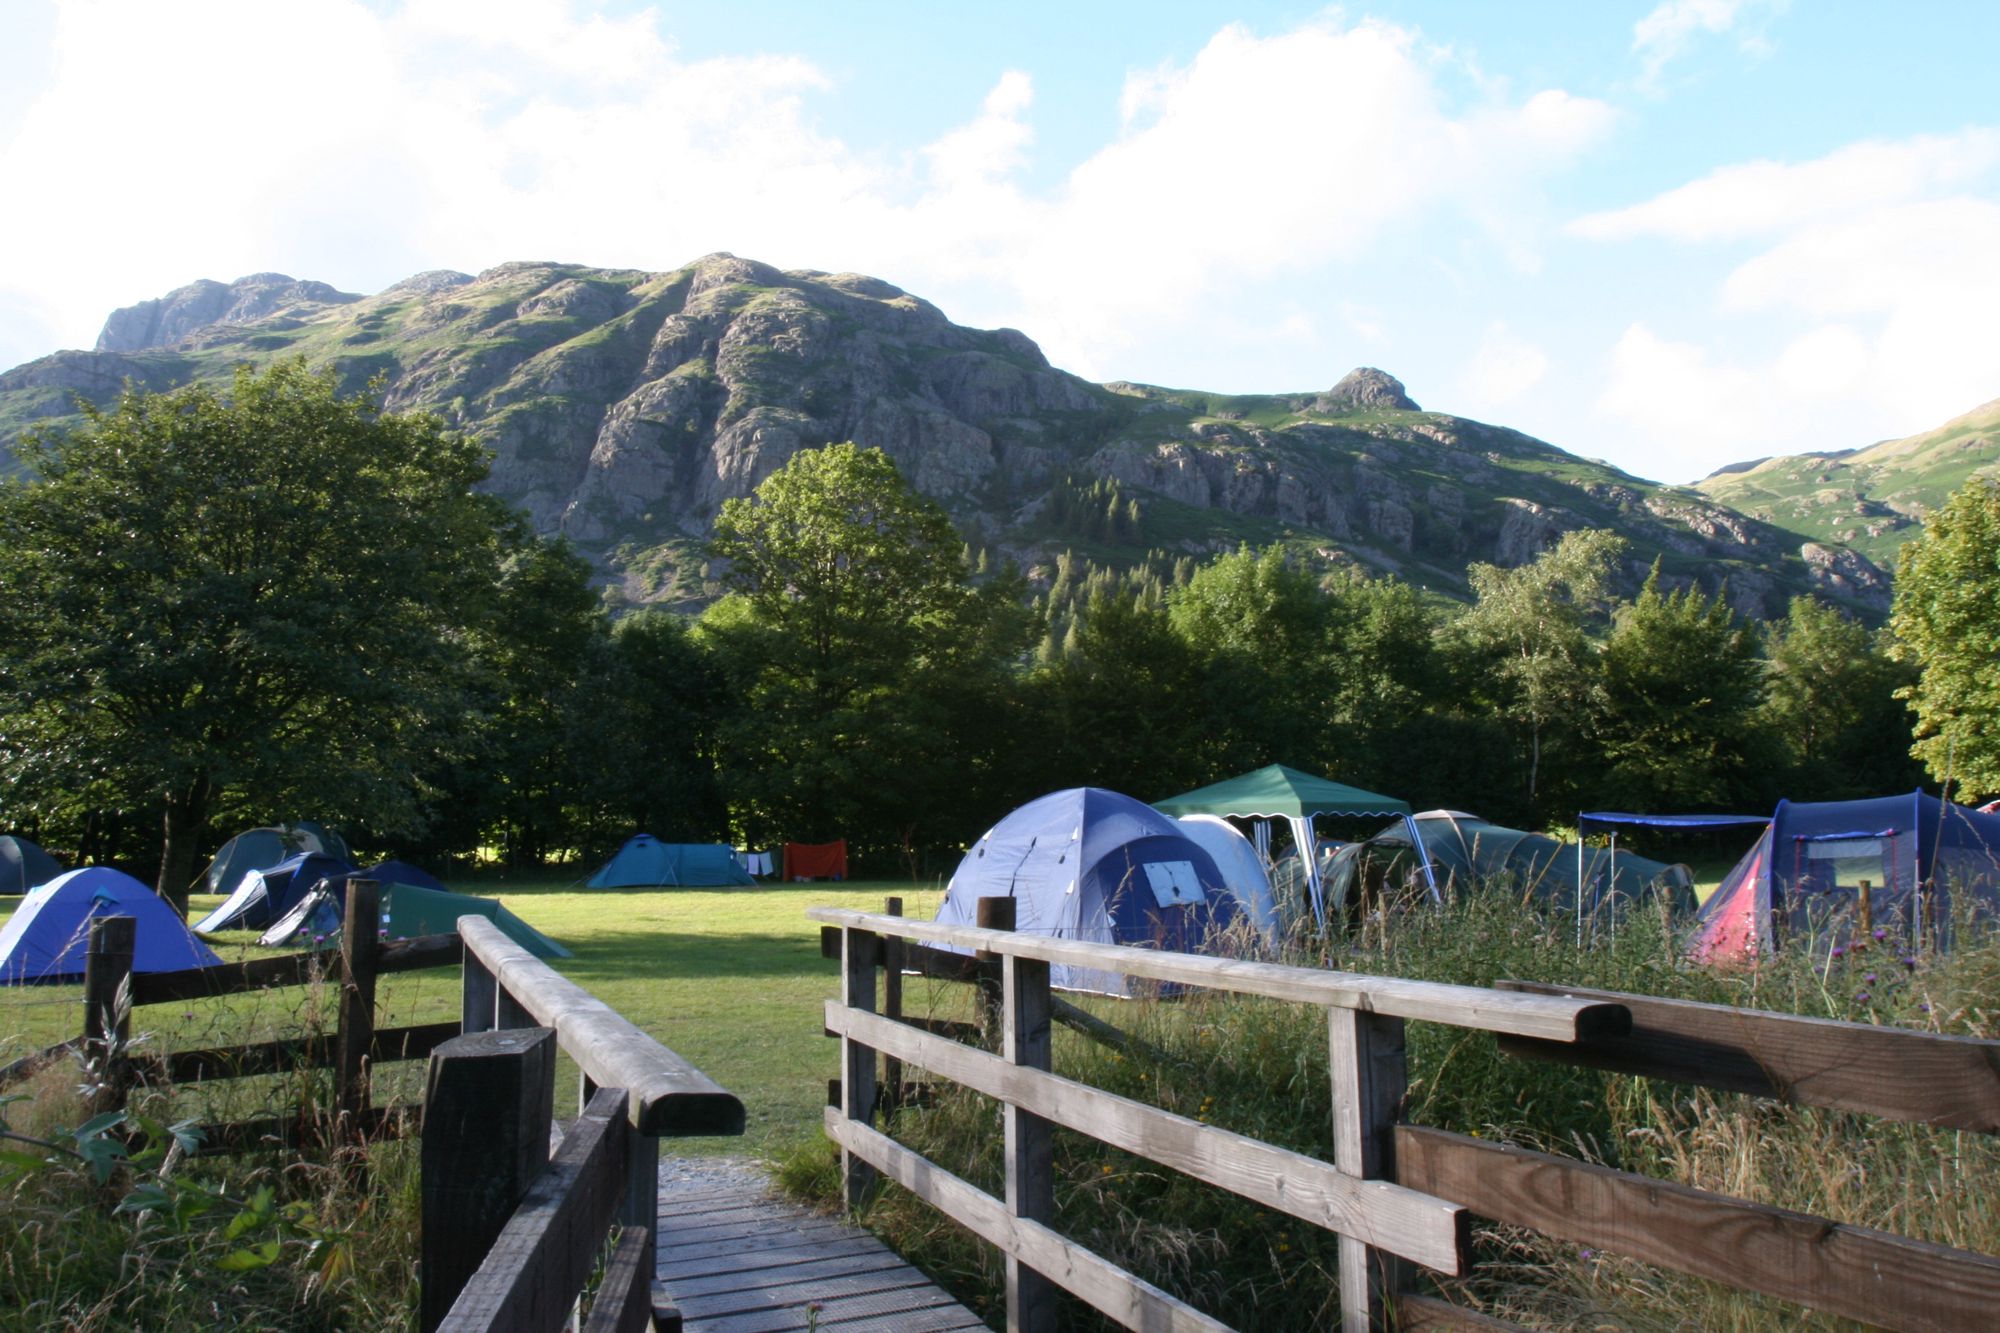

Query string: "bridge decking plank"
[[655, 1157, 987, 1332]]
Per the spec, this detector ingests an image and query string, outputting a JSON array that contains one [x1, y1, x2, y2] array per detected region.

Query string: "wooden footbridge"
[[35, 888, 2000, 1333]]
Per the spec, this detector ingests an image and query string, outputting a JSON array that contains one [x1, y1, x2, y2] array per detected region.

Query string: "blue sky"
[[3, 0, 1997, 482]]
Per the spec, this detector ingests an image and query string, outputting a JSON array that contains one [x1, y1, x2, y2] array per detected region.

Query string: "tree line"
[[0, 365, 1984, 900]]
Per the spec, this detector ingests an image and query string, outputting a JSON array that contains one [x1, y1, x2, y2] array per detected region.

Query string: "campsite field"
[[0, 878, 944, 1160]]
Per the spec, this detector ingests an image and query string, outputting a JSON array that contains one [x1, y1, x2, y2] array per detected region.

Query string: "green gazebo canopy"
[[1153, 764, 1411, 820]]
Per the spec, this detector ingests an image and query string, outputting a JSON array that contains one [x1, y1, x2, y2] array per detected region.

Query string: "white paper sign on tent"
[[1143, 860, 1206, 907]]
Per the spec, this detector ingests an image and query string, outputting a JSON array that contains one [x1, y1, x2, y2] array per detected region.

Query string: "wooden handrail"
[[807, 907, 1629, 1042], [458, 915, 744, 1137], [1495, 980, 2000, 1133]]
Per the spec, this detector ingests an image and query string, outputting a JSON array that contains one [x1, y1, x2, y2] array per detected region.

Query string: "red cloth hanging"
[[783, 840, 848, 881]]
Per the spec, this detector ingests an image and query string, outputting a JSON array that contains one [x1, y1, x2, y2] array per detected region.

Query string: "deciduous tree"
[[1890, 477, 2000, 797]]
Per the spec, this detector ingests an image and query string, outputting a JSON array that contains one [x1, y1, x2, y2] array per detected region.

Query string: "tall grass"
[[783, 891, 2000, 1329]]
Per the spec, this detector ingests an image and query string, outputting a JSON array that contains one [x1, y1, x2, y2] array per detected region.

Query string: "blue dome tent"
[[0, 836, 62, 895], [587, 835, 753, 888], [191, 852, 356, 934], [935, 787, 1241, 996], [0, 867, 222, 984]]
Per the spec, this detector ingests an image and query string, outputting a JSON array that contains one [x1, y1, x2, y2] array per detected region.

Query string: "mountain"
[[0, 255, 1891, 616], [1696, 398, 2000, 570]]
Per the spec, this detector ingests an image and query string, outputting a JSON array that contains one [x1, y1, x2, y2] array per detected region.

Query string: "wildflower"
[[1903, 955, 1918, 969], [1872, 928, 1887, 941], [1864, 972, 1877, 984], [1856, 991, 1871, 1003], [1100, 1164, 1112, 1174], [1831, 945, 1846, 958], [1580, 1248, 1595, 1259]]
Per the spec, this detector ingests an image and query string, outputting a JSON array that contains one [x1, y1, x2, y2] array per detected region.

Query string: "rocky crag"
[[0, 255, 1892, 615]]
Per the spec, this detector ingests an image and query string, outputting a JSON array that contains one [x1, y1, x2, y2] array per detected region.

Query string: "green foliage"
[[1760, 596, 1920, 800], [1891, 476, 2000, 799], [1590, 565, 1766, 811], [1457, 530, 1627, 806], [0, 360, 520, 904]]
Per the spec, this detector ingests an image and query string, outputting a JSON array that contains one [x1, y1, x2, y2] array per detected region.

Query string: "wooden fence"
[[422, 914, 745, 1333], [1, 880, 460, 1151], [812, 899, 2000, 1333]]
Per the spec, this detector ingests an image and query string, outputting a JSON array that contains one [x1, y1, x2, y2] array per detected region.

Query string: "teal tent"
[[1154, 764, 1431, 922], [259, 880, 569, 959], [588, 835, 753, 888]]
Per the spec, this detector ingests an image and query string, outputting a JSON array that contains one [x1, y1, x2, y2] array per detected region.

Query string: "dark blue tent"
[[0, 836, 62, 895], [1693, 791, 2000, 960], [935, 787, 1241, 996], [1, 867, 222, 983], [191, 851, 356, 934]]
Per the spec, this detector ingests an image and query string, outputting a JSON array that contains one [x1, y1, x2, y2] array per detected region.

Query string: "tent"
[[260, 880, 569, 958], [0, 867, 222, 983], [196, 823, 350, 897], [588, 835, 753, 888], [191, 851, 356, 933], [1153, 764, 1431, 922], [1174, 814, 1279, 939], [1691, 792, 2000, 962], [0, 836, 62, 895], [253, 859, 451, 946], [935, 787, 1242, 996], [1325, 810, 1694, 923]]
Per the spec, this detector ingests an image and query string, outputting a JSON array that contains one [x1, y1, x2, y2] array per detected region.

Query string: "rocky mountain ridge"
[[0, 256, 1893, 616]]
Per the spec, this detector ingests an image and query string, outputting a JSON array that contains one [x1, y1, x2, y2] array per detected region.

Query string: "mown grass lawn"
[[0, 877, 944, 1162]]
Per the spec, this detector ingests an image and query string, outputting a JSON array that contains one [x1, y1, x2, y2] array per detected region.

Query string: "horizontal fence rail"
[[428, 915, 745, 1333], [810, 902, 1626, 1332], [812, 900, 2000, 1333]]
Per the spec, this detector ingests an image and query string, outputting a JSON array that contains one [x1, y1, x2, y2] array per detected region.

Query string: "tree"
[[1456, 529, 1625, 807], [702, 443, 1019, 854], [1590, 565, 1765, 810], [0, 362, 516, 909], [1759, 596, 1919, 800], [1890, 476, 2000, 797]]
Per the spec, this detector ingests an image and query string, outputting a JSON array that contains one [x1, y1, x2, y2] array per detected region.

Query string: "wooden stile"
[[808, 906, 1628, 1042], [824, 1002, 1468, 1274], [420, 1027, 559, 1333], [437, 1086, 630, 1332], [459, 915, 743, 1136], [1496, 980, 2000, 1133], [1395, 1124, 2000, 1333]]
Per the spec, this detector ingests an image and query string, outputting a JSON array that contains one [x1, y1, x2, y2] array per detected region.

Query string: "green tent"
[[1154, 765, 1430, 921], [259, 880, 569, 959]]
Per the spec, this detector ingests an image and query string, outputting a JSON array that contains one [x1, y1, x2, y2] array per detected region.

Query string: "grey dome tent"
[[0, 836, 62, 895], [196, 823, 350, 898]]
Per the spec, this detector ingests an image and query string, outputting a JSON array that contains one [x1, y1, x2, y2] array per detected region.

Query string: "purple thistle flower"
[[1855, 991, 1871, 1003], [1831, 945, 1846, 958], [1872, 928, 1887, 941], [1919, 1002, 1931, 1013], [1903, 955, 1918, 969], [1864, 972, 1877, 984]]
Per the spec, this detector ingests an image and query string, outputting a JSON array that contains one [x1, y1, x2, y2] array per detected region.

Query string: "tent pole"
[[1295, 815, 1325, 927], [1576, 816, 1585, 950], [1609, 833, 1618, 946], [1403, 814, 1439, 905]]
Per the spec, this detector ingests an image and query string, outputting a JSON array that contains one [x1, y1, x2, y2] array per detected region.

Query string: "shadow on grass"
[[548, 927, 840, 981]]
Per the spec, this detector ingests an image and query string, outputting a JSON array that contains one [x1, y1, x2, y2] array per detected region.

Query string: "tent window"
[[1143, 861, 1206, 907]]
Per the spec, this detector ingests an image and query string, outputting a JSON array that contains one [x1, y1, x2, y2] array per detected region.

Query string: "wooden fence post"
[[1004, 942, 1057, 1332], [883, 896, 904, 1114], [82, 915, 135, 1114], [976, 895, 1015, 1048], [841, 924, 880, 1211], [1330, 1008, 1410, 1332], [337, 879, 381, 1135], [420, 1026, 558, 1333], [461, 938, 497, 1035]]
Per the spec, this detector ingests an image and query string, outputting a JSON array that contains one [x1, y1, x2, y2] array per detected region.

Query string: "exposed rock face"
[[1, 255, 1891, 617], [1315, 367, 1418, 413], [95, 274, 360, 352]]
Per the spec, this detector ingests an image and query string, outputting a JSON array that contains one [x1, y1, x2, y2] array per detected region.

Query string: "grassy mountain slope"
[[0, 257, 1892, 617], [1697, 398, 2000, 569]]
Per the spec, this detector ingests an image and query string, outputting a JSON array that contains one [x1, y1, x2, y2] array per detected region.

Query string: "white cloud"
[[1597, 323, 1781, 474], [1464, 322, 1548, 406], [0, 4, 1610, 382], [1570, 130, 2000, 242], [1631, 0, 1780, 85]]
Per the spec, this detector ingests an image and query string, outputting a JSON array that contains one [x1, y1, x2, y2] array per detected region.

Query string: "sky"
[[2, 0, 1998, 484]]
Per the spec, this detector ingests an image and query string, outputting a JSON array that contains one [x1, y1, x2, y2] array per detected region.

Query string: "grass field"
[[0, 876, 945, 1162]]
